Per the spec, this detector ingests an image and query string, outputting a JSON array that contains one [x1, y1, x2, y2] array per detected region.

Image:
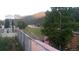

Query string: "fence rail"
[[16, 29, 31, 50], [16, 28, 59, 51]]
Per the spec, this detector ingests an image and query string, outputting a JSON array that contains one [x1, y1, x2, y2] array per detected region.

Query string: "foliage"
[[16, 20, 27, 29], [0, 37, 23, 51], [42, 7, 75, 50], [71, 7, 79, 31], [72, 7, 79, 21]]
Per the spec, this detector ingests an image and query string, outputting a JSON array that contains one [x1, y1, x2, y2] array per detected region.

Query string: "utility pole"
[[57, 8, 62, 31], [59, 11, 61, 31], [57, 8, 62, 50]]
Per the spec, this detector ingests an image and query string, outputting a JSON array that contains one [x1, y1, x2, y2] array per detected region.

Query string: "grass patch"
[[24, 27, 44, 40]]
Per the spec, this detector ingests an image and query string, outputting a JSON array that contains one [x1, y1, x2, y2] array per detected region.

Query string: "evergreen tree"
[[42, 7, 75, 50], [17, 21, 27, 29]]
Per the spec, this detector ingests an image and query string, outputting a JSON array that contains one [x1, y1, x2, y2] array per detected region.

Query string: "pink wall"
[[31, 40, 59, 51]]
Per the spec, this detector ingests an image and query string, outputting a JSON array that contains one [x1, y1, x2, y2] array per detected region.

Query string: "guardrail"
[[16, 28, 59, 51]]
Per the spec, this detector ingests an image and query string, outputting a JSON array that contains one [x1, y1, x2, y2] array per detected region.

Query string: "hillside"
[[22, 12, 46, 26], [33, 12, 46, 19]]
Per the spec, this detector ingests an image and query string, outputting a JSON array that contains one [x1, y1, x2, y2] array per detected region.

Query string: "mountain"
[[33, 12, 46, 19], [14, 12, 46, 26], [21, 12, 46, 26]]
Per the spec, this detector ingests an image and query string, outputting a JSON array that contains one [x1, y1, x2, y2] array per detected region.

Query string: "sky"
[[0, 0, 53, 20], [0, 0, 79, 20]]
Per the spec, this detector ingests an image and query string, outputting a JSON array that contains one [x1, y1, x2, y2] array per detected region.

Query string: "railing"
[[16, 29, 31, 50], [16, 28, 59, 51]]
